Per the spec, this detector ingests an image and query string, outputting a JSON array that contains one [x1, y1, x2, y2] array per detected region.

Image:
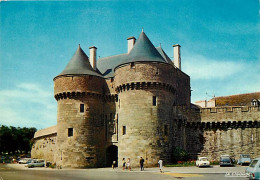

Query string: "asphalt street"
[[0, 163, 249, 180]]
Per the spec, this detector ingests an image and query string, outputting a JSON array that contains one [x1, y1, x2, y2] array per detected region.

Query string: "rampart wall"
[[175, 106, 260, 161]]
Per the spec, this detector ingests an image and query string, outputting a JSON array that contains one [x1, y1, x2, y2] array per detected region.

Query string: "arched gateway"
[[106, 145, 118, 167]]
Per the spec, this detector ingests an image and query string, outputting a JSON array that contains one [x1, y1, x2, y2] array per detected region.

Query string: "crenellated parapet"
[[54, 91, 103, 101], [185, 120, 260, 129], [200, 106, 260, 122], [200, 106, 260, 113], [54, 91, 118, 102], [115, 81, 175, 94]]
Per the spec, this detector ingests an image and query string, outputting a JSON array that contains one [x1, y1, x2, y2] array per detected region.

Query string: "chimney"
[[127, 36, 136, 53], [173, 44, 181, 70], [89, 46, 97, 70]]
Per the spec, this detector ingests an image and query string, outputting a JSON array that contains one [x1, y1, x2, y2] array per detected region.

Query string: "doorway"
[[106, 145, 118, 167]]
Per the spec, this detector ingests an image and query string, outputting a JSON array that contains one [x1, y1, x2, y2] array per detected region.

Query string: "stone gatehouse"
[[31, 31, 260, 168]]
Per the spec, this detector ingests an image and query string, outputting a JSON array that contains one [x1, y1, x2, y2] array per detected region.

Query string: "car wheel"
[[31, 165, 34, 168]]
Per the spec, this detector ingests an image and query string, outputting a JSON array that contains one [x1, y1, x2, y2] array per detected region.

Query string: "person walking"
[[126, 158, 131, 171], [140, 157, 144, 171], [122, 158, 126, 170], [112, 160, 116, 169], [158, 159, 163, 173]]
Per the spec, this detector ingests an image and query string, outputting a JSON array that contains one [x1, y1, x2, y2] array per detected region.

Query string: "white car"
[[245, 158, 260, 180], [18, 158, 31, 164], [196, 157, 210, 167], [27, 159, 45, 168], [237, 154, 251, 165]]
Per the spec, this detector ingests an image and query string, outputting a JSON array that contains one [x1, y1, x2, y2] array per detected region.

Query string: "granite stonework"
[[31, 31, 260, 168]]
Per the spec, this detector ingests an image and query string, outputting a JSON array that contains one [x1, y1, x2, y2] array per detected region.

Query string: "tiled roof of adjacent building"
[[56, 45, 103, 78], [34, 126, 57, 139], [214, 92, 260, 106]]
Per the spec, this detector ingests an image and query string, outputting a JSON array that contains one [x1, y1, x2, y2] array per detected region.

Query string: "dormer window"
[[130, 62, 135, 69], [251, 99, 259, 106]]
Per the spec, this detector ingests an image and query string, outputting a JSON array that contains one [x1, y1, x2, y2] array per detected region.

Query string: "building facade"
[[31, 31, 260, 168]]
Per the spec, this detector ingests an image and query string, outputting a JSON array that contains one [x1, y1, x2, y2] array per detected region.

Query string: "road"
[[0, 163, 249, 180]]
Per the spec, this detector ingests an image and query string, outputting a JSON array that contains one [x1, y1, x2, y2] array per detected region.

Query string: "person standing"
[[140, 157, 144, 171], [122, 158, 126, 170], [158, 159, 163, 173]]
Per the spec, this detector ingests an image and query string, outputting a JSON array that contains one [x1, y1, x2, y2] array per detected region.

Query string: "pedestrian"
[[112, 160, 116, 169], [140, 157, 144, 171], [122, 158, 126, 170], [126, 158, 131, 171], [158, 159, 163, 173]]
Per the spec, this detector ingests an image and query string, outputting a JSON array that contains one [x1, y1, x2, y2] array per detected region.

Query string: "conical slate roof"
[[56, 45, 103, 78], [126, 31, 166, 63]]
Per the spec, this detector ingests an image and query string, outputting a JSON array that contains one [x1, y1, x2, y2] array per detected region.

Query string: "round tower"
[[54, 45, 105, 168], [114, 32, 177, 167]]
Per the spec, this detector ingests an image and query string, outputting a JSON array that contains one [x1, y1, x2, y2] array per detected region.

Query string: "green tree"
[[0, 125, 37, 155]]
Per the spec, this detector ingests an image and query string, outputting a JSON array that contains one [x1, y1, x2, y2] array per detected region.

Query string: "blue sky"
[[0, 0, 259, 129]]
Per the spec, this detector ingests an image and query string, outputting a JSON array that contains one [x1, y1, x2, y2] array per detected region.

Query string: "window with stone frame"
[[68, 128, 73, 137], [80, 104, 84, 113], [153, 96, 157, 106], [122, 126, 126, 135]]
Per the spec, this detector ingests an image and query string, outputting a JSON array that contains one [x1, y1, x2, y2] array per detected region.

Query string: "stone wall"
[[199, 127, 260, 160], [176, 106, 260, 161], [31, 134, 57, 163], [200, 106, 260, 122]]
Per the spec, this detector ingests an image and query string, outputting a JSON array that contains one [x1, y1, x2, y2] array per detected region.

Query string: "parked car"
[[245, 158, 260, 180], [237, 154, 251, 166], [220, 155, 233, 167], [196, 157, 210, 167], [27, 159, 45, 168], [18, 158, 31, 164]]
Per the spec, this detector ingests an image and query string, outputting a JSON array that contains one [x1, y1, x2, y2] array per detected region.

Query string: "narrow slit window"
[[122, 126, 126, 135], [153, 96, 157, 106], [80, 104, 84, 113], [68, 128, 73, 137], [156, 68, 159, 75], [89, 75, 93, 80]]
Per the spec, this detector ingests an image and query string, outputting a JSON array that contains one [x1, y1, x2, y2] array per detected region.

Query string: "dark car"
[[220, 155, 233, 167]]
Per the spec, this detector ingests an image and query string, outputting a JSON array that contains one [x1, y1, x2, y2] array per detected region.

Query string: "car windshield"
[[249, 160, 258, 168], [201, 158, 208, 161], [221, 157, 230, 162], [242, 155, 250, 158]]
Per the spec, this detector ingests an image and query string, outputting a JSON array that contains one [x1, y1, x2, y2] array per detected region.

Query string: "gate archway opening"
[[106, 145, 118, 167]]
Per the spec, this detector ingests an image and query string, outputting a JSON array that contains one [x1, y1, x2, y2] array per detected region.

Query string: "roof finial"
[[142, 27, 144, 32], [160, 43, 161, 48], [78, 44, 81, 48]]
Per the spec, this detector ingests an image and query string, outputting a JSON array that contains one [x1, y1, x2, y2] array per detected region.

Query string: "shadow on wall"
[[171, 106, 204, 162]]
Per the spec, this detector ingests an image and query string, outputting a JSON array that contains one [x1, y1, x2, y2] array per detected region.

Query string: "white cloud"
[[182, 54, 244, 80], [182, 53, 260, 103], [0, 83, 56, 129]]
